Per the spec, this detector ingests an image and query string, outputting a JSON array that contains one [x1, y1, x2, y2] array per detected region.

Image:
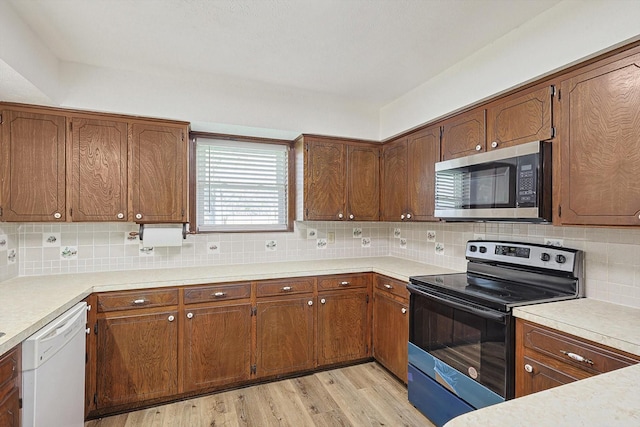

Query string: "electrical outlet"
[[544, 238, 564, 247]]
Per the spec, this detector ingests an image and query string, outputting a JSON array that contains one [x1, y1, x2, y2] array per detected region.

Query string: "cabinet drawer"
[[97, 288, 179, 312], [256, 277, 314, 297], [375, 275, 409, 299], [0, 347, 19, 392], [521, 322, 640, 375], [317, 273, 370, 291], [184, 282, 251, 304]]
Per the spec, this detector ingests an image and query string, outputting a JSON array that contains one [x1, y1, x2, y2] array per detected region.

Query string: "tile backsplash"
[[2, 221, 639, 309]]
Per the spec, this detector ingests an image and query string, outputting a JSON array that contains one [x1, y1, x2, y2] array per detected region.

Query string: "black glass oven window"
[[410, 293, 507, 397]]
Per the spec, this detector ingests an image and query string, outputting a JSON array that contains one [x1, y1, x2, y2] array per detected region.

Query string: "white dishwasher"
[[22, 301, 87, 427]]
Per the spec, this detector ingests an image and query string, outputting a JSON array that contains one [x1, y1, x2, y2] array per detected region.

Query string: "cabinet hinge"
[[366, 344, 369, 354], [558, 89, 561, 101], [251, 307, 257, 316], [182, 131, 185, 142], [86, 352, 88, 364], [558, 205, 561, 217], [305, 144, 309, 152], [94, 393, 98, 405], [69, 121, 73, 132], [551, 85, 556, 98], [19, 398, 22, 409], [94, 322, 98, 334], [250, 365, 257, 375], [70, 208, 73, 217], [0, 114, 3, 124], [366, 294, 369, 304], [0, 207, 3, 217], [305, 208, 309, 217], [551, 127, 556, 138]]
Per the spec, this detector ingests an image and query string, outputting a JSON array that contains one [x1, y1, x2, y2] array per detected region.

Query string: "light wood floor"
[[85, 362, 434, 427]]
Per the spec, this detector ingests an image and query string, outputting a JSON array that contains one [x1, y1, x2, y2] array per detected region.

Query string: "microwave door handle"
[[414, 289, 507, 323]]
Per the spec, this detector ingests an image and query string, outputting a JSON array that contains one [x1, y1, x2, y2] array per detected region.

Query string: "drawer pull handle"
[[384, 284, 393, 289], [524, 364, 533, 373], [282, 286, 292, 292], [339, 281, 350, 286], [132, 299, 148, 305], [561, 350, 594, 365], [212, 292, 226, 297]]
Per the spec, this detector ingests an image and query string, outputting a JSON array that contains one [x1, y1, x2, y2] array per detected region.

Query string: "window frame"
[[189, 132, 295, 233]]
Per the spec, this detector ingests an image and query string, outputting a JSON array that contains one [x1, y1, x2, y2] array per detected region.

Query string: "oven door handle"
[[409, 286, 507, 323]]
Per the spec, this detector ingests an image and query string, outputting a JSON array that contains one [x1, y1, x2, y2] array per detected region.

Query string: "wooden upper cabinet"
[[302, 138, 345, 220], [558, 51, 640, 226], [407, 126, 440, 221], [0, 108, 66, 221], [381, 125, 440, 221], [70, 117, 128, 221], [487, 85, 554, 150], [346, 145, 380, 221], [297, 135, 379, 221], [441, 108, 486, 160], [381, 138, 407, 221], [130, 122, 187, 223]]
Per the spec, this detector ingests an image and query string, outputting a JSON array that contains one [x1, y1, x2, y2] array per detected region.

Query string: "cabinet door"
[[130, 123, 186, 222], [70, 117, 128, 221], [0, 109, 66, 221], [441, 109, 486, 160], [256, 296, 315, 377], [487, 85, 554, 150], [0, 346, 20, 427], [346, 145, 380, 221], [317, 291, 370, 366], [373, 291, 409, 382], [303, 140, 345, 220], [559, 53, 640, 225], [96, 310, 178, 408], [380, 139, 407, 221], [516, 355, 587, 397], [182, 303, 252, 392], [0, 388, 19, 427], [407, 126, 440, 221]]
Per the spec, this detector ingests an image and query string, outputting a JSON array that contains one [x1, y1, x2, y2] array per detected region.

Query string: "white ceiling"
[[6, 0, 562, 108]]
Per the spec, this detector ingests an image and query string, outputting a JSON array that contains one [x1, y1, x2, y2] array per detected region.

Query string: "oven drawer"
[[97, 288, 179, 312], [520, 321, 639, 375], [375, 275, 408, 299]]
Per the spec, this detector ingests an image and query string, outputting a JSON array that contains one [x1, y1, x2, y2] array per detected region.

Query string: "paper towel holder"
[[139, 223, 188, 242]]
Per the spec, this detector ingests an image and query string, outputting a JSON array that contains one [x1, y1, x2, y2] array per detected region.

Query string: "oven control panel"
[[466, 240, 580, 273]]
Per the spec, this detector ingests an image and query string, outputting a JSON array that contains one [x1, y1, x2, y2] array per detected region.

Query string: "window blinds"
[[196, 139, 289, 232]]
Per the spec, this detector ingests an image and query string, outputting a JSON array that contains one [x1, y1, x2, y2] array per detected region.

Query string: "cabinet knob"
[[400, 214, 405, 220], [491, 141, 499, 148], [320, 298, 326, 304], [406, 213, 412, 219], [475, 144, 482, 151], [282, 286, 292, 292], [384, 284, 393, 289], [168, 315, 175, 322], [349, 214, 354, 220], [524, 364, 533, 373], [135, 213, 143, 220], [117, 213, 124, 219], [401, 307, 407, 314], [54, 212, 61, 219], [186, 312, 193, 319], [338, 213, 344, 219], [308, 300, 313, 306]]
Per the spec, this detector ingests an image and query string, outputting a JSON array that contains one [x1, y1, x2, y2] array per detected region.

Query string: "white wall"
[[379, 0, 640, 139]]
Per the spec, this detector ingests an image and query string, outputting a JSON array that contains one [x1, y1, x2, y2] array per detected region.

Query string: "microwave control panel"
[[516, 154, 538, 207]]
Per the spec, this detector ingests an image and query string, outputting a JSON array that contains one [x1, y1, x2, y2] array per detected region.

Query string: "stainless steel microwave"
[[434, 140, 551, 222]]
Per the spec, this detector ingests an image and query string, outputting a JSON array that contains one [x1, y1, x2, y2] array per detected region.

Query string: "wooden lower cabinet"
[[256, 295, 315, 378], [372, 276, 409, 383], [95, 309, 178, 409], [182, 303, 252, 392], [0, 345, 21, 427], [516, 319, 640, 397], [318, 290, 371, 366]]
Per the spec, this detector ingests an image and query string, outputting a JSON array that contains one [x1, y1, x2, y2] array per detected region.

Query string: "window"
[[192, 136, 292, 232]]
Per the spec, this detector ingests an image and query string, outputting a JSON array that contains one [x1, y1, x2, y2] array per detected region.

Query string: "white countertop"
[[0, 256, 456, 355], [445, 299, 640, 427]]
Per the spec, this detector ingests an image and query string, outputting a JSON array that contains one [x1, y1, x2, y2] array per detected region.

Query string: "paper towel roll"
[[141, 225, 184, 247]]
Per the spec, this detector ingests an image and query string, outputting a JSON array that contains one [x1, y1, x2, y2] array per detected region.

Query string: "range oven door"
[[407, 285, 514, 425]]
